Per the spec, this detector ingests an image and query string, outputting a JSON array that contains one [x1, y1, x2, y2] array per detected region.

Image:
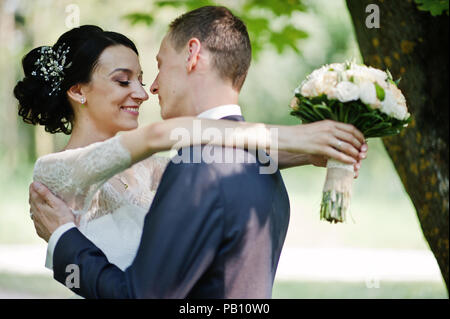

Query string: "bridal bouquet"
[[290, 61, 411, 223]]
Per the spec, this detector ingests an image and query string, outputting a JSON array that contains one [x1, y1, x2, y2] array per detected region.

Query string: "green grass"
[[0, 272, 73, 298], [272, 280, 448, 299], [0, 272, 447, 299]]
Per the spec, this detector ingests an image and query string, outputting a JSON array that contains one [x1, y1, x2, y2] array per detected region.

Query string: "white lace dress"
[[33, 135, 169, 271]]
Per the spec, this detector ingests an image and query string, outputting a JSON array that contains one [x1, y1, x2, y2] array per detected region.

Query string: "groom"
[[30, 6, 290, 298]]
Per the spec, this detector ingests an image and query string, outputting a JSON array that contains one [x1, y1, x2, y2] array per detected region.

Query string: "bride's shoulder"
[[33, 151, 64, 170], [34, 136, 126, 167], [32, 151, 72, 181], [33, 147, 77, 171]]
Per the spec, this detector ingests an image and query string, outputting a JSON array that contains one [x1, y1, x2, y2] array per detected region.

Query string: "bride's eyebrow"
[[108, 68, 143, 76]]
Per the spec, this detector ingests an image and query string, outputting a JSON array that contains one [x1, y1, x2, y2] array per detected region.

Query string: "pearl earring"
[[81, 97, 86, 104]]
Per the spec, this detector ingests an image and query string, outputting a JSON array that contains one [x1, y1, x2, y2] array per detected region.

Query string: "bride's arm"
[[33, 117, 364, 211], [120, 117, 365, 166]]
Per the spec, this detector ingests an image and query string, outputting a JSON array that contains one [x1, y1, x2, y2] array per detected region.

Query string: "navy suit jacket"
[[53, 116, 290, 298]]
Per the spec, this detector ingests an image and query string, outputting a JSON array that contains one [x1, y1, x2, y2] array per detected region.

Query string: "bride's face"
[[80, 45, 149, 134]]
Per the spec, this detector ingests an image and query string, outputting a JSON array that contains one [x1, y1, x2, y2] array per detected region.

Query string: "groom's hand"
[[29, 182, 75, 242]]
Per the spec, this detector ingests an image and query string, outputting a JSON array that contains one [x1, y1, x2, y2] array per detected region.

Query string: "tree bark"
[[346, 0, 449, 290]]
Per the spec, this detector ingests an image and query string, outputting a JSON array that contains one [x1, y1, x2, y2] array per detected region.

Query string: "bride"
[[16, 25, 367, 272]]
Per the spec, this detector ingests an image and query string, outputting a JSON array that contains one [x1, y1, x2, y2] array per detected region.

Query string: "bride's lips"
[[120, 106, 140, 116]]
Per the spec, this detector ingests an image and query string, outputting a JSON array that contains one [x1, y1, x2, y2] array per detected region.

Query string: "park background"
[[0, 0, 448, 298]]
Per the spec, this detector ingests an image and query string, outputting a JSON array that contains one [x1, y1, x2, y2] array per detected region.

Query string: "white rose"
[[380, 90, 398, 117], [368, 66, 388, 82], [315, 71, 338, 96], [358, 81, 378, 107], [348, 65, 388, 88], [388, 82, 407, 107], [335, 81, 360, 102], [368, 67, 388, 88], [309, 65, 328, 81], [300, 80, 318, 97], [395, 104, 409, 120], [380, 88, 409, 120], [327, 87, 339, 100]]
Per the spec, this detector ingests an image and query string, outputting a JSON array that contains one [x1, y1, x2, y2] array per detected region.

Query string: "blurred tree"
[[0, 0, 37, 170], [347, 0, 449, 291], [123, 0, 308, 59], [124, 0, 449, 291]]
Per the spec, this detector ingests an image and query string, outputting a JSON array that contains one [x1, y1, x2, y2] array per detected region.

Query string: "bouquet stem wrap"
[[321, 159, 354, 223]]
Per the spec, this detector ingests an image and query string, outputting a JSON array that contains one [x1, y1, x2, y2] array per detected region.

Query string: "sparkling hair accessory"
[[31, 44, 72, 96]]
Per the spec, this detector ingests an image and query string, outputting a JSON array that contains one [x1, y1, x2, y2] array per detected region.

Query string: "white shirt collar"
[[196, 104, 242, 120]]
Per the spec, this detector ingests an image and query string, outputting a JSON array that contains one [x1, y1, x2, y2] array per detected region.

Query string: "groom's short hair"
[[168, 6, 251, 91]]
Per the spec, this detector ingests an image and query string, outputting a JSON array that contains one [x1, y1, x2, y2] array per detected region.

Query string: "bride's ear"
[[186, 38, 201, 73], [67, 84, 86, 105]]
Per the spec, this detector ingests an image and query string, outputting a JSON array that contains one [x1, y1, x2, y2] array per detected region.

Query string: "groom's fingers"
[[29, 190, 47, 223], [31, 182, 58, 209], [29, 183, 47, 210]]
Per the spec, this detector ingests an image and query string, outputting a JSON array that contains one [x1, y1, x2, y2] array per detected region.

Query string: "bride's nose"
[[132, 83, 149, 101]]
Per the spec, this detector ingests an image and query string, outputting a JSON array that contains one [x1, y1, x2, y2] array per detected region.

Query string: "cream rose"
[[358, 81, 378, 107], [335, 81, 360, 102]]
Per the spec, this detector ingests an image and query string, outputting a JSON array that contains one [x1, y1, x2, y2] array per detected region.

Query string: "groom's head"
[[150, 6, 251, 119]]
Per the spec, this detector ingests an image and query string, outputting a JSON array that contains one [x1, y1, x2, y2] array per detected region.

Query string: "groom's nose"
[[150, 79, 158, 95]]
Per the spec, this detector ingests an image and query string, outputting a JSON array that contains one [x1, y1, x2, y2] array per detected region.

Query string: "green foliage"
[[273, 280, 448, 299], [291, 94, 411, 138], [414, 0, 449, 16], [123, 13, 154, 26], [269, 25, 308, 54], [242, 0, 307, 16], [122, 0, 308, 59], [155, 0, 215, 9]]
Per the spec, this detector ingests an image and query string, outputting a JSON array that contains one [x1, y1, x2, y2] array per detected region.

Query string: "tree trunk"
[[346, 0, 449, 290]]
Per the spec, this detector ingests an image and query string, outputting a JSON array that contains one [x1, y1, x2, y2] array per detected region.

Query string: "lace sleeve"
[[140, 155, 171, 192], [33, 135, 132, 216]]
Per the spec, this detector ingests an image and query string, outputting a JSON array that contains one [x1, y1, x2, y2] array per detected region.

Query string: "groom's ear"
[[186, 38, 201, 73]]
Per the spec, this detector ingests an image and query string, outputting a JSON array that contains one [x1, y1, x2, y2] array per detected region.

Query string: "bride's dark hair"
[[14, 25, 139, 134]]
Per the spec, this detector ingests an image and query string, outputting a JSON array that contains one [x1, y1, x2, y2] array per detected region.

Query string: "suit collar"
[[196, 104, 242, 120]]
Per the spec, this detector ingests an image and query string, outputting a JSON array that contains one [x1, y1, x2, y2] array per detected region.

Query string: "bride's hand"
[[308, 141, 368, 179], [289, 120, 366, 165]]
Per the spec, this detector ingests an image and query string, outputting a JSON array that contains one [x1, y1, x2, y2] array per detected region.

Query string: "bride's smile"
[[120, 105, 140, 116]]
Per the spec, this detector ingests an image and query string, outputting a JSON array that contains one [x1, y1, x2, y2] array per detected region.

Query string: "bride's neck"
[[64, 119, 116, 151]]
